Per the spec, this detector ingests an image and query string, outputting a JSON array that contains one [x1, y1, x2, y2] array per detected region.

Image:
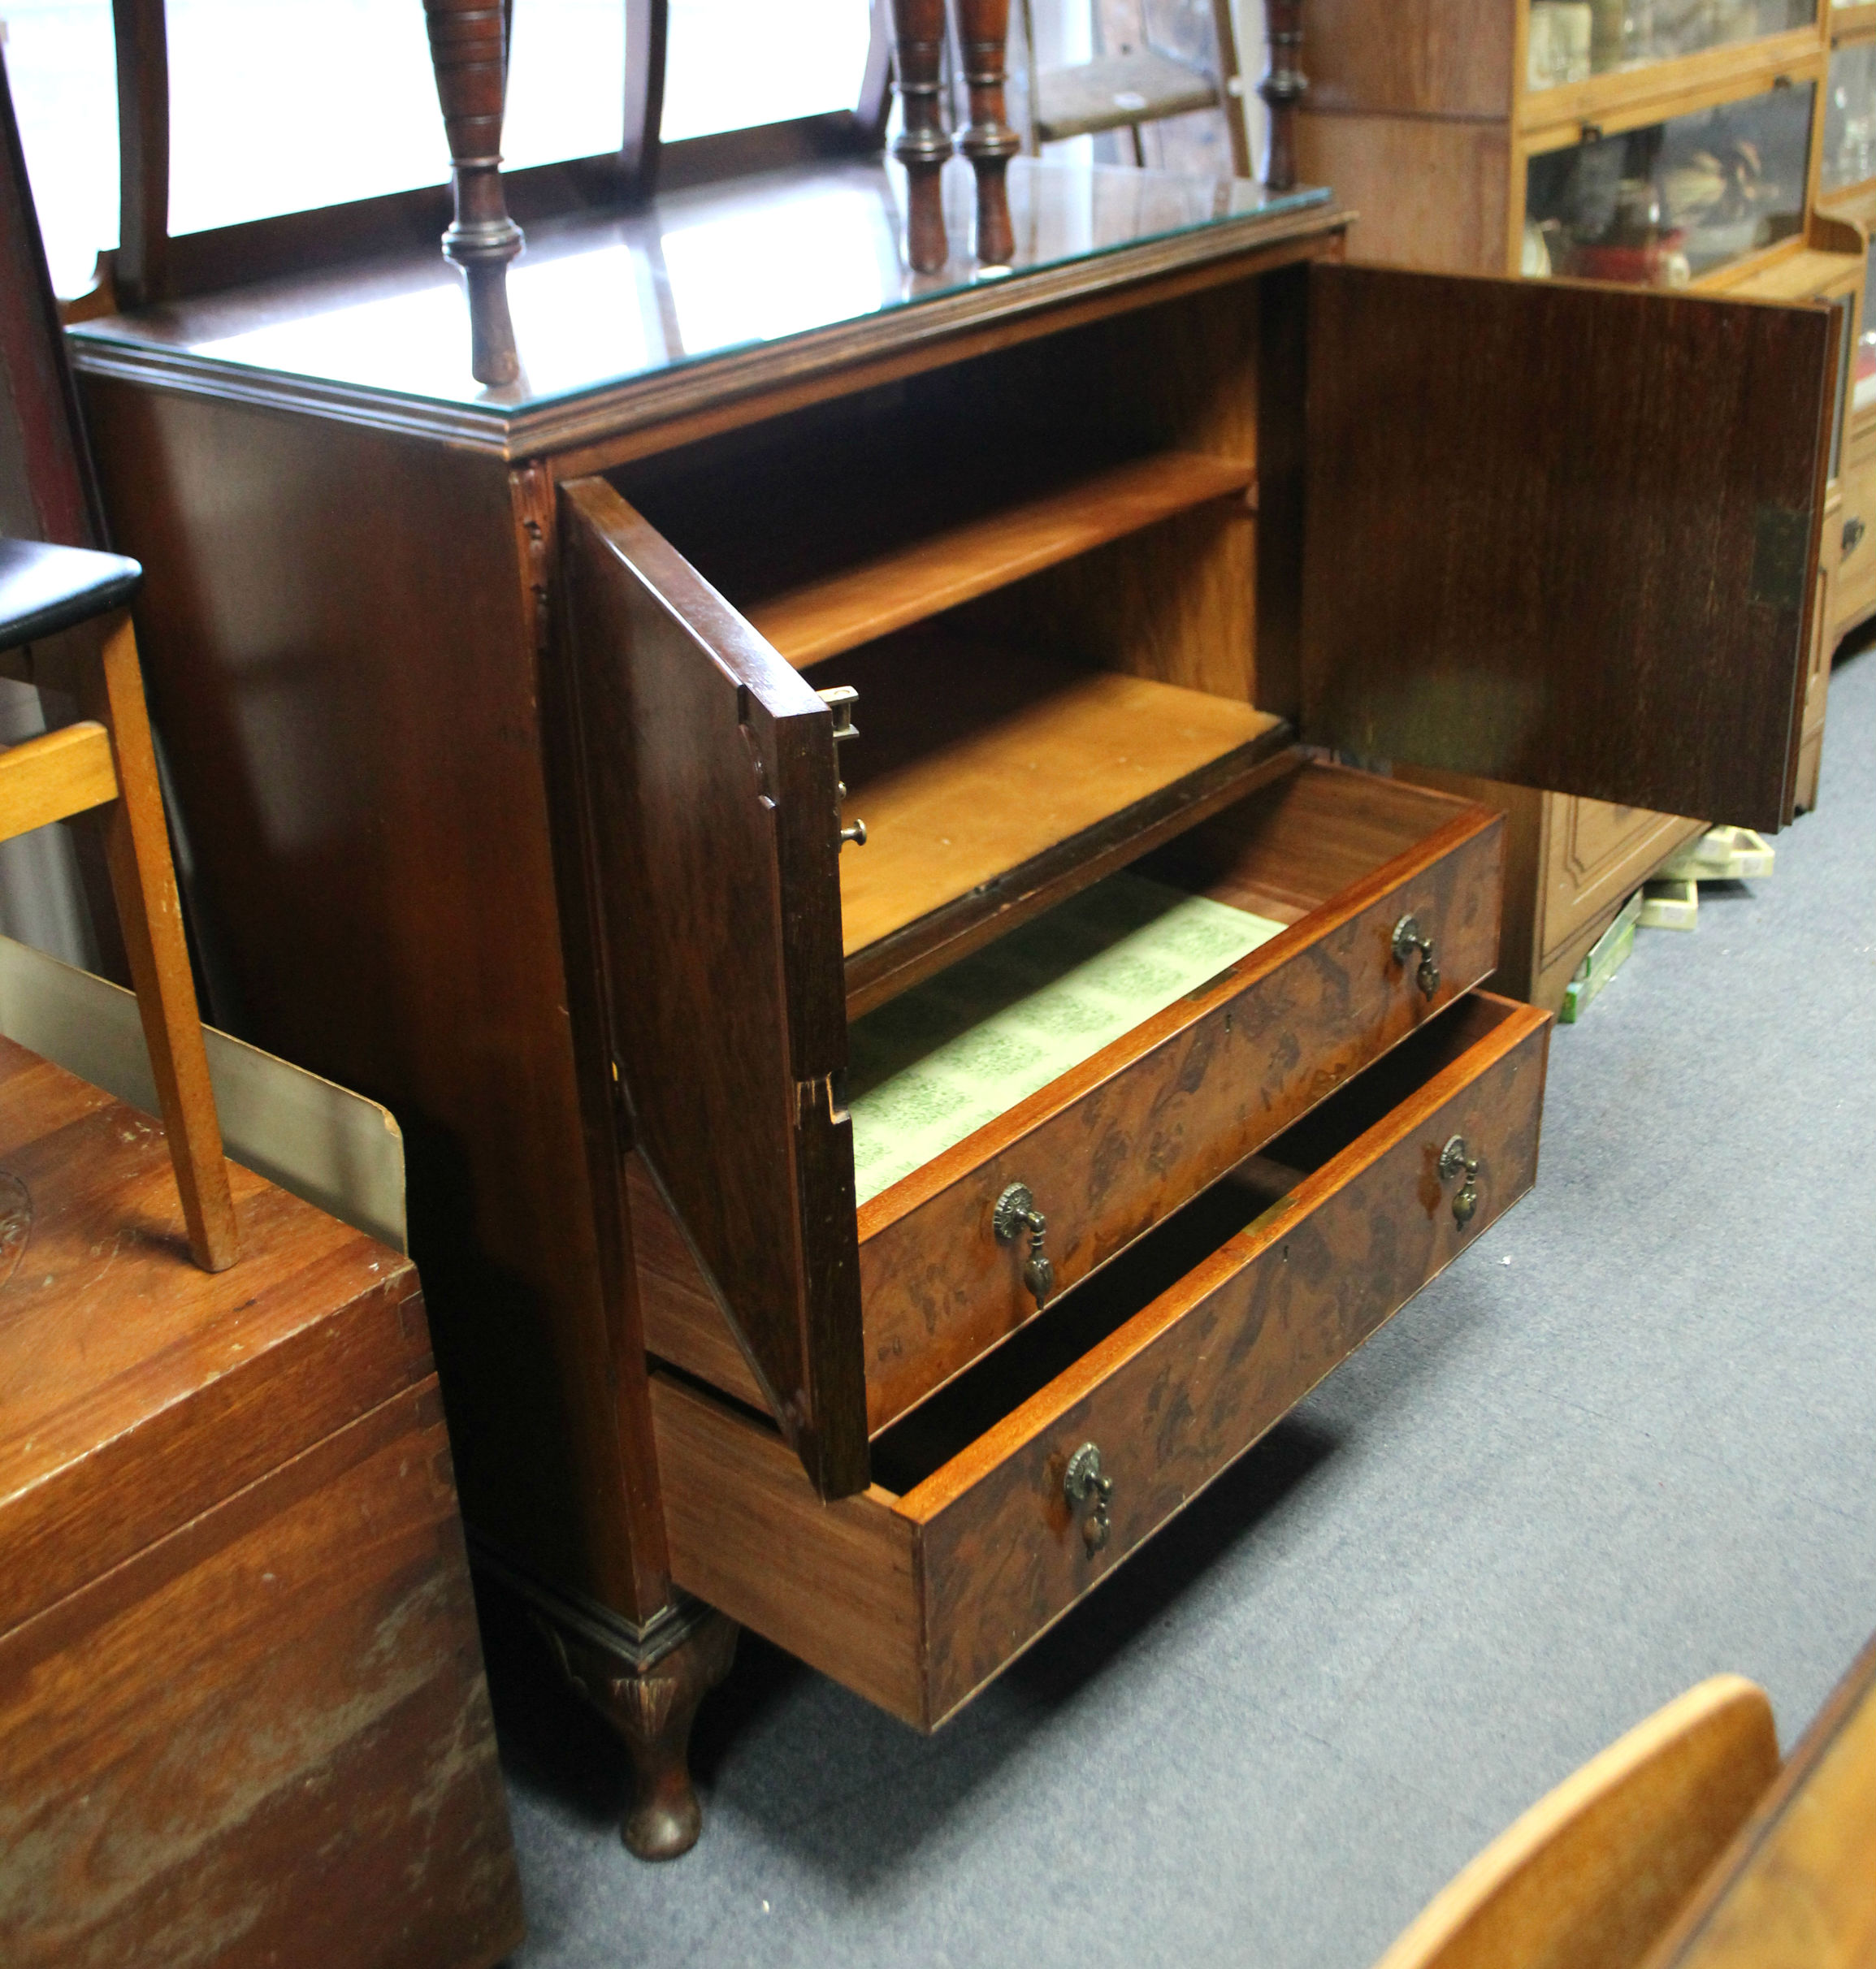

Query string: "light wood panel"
[[1517, 32, 1826, 138], [0, 721, 117, 836], [1295, 115, 1509, 275], [747, 452, 1254, 667], [838, 668, 1285, 960], [1644, 1630, 1876, 1969], [1375, 1677, 1780, 1969]]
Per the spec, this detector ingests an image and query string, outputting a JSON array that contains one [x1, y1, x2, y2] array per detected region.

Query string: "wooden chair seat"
[[0, 539, 141, 648]]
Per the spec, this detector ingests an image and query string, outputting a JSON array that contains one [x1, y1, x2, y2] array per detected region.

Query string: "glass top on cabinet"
[[1523, 80, 1813, 286], [1525, 0, 1817, 98], [68, 158, 1330, 421]]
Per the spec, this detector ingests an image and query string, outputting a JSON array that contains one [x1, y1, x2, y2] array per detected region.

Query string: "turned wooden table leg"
[[1259, 0, 1307, 193], [955, 0, 1018, 266], [422, 0, 524, 386], [537, 1602, 739, 1861], [887, 0, 954, 272]]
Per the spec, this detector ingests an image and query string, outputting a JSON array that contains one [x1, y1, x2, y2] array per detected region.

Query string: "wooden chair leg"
[[87, 611, 238, 1271], [1209, 0, 1251, 178]]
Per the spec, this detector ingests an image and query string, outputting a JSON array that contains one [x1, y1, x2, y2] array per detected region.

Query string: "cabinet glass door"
[[1526, 0, 1815, 96], [1524, 81, 1814, 286], [1823, 41, 1876, 192]]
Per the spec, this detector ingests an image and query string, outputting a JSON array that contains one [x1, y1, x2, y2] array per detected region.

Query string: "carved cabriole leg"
[[422, 0, 524, 386], [535, 1598, 739, 1860], [887, 0, 954, 272], [955, 0, 1019, 266], [1259, 0, 1306, 193]]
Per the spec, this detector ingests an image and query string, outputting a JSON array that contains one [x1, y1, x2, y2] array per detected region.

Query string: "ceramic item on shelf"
[[1529, 2, 1594, 87], [1590, 0, 1630, 70], [1521, 217, 1553, 277]]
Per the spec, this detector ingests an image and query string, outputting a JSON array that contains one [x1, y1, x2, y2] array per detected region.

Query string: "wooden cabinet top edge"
[[67, 195, 1350, 463]]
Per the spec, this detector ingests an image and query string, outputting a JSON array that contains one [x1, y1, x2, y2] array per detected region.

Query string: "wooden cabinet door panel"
[[1301, 263, 1835, 832], [560, 475, 868, 1499]]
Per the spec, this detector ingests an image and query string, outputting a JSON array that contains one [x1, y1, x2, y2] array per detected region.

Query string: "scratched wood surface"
[[1643, 1628, 1876, 1969], [856, 765, 1504, 1429], [0, 1035, 521, 1967], [650, 993, 1547, 1728], [0, 1036, 431, 1634], [1374, 1675, 1780, 1969], [0, 1382, 523, 1969]]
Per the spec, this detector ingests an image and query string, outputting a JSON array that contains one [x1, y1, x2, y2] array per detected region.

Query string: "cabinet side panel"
[[0, 1381, 524, 1969], [1295, 115, 1510, 275], [1299, 0, 1514, 116], [78, 378, 648, 1613]]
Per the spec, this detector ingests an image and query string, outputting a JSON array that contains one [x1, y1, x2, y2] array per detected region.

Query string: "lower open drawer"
[[652, 992, 1550, 1729]]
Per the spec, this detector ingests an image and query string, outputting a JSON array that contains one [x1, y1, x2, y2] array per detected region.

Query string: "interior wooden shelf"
[[747, 451, 1253, 669], [839, 666, 1288, 1012]]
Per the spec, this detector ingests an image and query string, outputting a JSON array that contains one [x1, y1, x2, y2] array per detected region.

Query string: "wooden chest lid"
[[0, 1035, 430, 1638]]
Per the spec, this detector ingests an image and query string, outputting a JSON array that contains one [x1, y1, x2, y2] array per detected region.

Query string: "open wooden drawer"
[[631, 749, 1505, 1434], [652, 991, 1549, 1729]]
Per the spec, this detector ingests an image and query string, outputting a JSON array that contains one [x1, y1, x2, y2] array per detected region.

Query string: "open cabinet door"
[[561, 476, 868, 1499], [1300, 263, 1835, 831]]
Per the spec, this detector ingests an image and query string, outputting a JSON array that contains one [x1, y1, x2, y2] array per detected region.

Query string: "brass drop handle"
[[819, 684, 867, 850], [1393, 914, 1441, 1000], [993, 1181, 1054, 1309], [1844, 516, 1866, 560], [1440, 1134, 1480, 1227], [1064, 1442, 1112, 1554]]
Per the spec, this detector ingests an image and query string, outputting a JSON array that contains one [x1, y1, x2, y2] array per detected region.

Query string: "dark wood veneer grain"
[[1302, 262, 1834, 829], [650, 993, 1549, 1730], [561, 476, 869, 1498]]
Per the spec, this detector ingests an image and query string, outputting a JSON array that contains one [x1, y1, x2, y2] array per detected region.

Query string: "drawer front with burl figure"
[[650, 992, 1548, 1729]]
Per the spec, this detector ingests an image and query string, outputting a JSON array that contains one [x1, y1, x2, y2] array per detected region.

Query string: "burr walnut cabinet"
[[63, 157, 1833, 1854]]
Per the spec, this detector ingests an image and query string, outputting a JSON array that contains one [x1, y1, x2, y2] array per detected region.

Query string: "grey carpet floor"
[[485, 640, 1876, 1969]]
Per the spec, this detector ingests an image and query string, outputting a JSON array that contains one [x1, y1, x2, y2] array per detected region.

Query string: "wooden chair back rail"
[[0, 613, 238, 1273], [1374, 1676, 1781, 1969]]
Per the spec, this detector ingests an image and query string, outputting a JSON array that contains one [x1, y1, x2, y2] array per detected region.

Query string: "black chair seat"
[[0, 537, 141, 652]]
